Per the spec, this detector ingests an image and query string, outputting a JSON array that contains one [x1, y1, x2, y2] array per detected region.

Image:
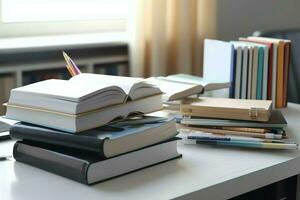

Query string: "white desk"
[[1, 103, 300, 200]]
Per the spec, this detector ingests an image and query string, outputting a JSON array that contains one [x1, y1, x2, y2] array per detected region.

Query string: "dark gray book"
[[10, 116, 177, 158], [13, 139, 181, 185]]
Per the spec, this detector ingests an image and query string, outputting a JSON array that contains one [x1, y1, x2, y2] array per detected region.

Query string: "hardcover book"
[[13, 139, 181, 185], [10, 116, 177, 158]]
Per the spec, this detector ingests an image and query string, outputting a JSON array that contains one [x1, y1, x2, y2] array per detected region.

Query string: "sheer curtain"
[[128, 0, 218, 77]]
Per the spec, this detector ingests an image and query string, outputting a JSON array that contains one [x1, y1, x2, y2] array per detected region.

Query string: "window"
[[0, 0, 130, 37], [2, 0, 129, 22]]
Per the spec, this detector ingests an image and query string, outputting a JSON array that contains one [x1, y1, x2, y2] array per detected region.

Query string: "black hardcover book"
[[10, 116, 177, 158], [13, 138, 181, 185]]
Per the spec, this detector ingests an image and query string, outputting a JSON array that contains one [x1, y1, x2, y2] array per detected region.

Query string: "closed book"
[[180, 110, 287, 129], [13, 139, 181, 185], [202, 39, 234, 98], [10, 116, 177, 158], [255, 45, 269, 100], [180, 97, 272, 122], [283, 42, 291, 107], [228, 44, 243, 98]]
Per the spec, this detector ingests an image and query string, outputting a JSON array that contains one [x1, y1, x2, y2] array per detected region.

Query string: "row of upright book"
[[204, 36, 291, 108]]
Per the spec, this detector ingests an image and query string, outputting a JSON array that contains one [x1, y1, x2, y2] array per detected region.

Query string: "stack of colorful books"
[[5, 53, 181, 185], [179, 97, 298, 150]]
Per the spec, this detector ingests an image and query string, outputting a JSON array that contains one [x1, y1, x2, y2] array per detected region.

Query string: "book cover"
[[203, 39, 234, 84], [13, 138, 181, 185], [180, 97, 272, 122], [256, 47, 265, 100], [283, 43, 291, 107]]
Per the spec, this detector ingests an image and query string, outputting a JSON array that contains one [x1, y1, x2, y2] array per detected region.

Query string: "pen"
[[182, 139, 298, 150], [182, 134, 290, 144], [62, 51, 81, 76]]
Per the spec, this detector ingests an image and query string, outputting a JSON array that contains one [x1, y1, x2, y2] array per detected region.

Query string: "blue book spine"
[[229, 46, 236, 98]]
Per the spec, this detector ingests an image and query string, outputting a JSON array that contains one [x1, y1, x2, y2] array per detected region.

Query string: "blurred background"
[[0, 0, 300, 115]]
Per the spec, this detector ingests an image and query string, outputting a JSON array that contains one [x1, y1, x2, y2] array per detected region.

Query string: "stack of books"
[[5, 53, 181, 184], [179, 97, 298, 150], [204, 37, 291, 108]]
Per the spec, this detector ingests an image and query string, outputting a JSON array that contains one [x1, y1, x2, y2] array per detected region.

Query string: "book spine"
[[13, 142, 90, 184], [229, 48, 237, 98], [10, 123, 106, 157], [256, 48, 264, 100], [276, 42, 285, 108], [283, 43, 291, 107], [267, 44, 273, 100]]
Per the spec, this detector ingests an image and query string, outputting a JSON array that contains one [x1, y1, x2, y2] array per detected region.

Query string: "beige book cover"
[[180, 97, 272, 122]]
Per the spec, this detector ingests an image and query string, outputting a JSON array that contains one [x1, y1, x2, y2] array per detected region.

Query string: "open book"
[[147, 74, 231, 101], [6, 73, 163, 132]]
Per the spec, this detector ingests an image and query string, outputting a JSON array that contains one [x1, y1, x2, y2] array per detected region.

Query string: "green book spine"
[[256, 48, 264, 100]]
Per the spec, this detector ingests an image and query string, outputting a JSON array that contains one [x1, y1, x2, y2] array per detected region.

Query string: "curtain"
[[128, 0, 218, 78]]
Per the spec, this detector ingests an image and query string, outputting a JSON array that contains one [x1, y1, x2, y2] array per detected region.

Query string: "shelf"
[[0, 34, 129, 115]]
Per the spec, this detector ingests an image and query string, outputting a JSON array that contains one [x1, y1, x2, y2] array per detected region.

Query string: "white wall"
[[216, 0, 300, 40]]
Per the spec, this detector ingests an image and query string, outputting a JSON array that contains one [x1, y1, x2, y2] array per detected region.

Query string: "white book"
[[203, 39, 234, 83], [260, 45, 270, 100], [8, 73, 162, 114], [6, 94, 163, 133], [147, 74, 230, 101], [6, 73, 163, 132]]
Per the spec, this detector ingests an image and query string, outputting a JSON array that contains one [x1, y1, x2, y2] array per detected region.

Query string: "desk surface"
[[1, 104, 300, 200]]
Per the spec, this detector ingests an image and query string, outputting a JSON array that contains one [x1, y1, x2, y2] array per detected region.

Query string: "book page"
[[146, 77, 203, 100], [163, 74, 208, 86], [70, 73, 143, 94], [12, 79, 120, 101], [159, 74, 230, 91]]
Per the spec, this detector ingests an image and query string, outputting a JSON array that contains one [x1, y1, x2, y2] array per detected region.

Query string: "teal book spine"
[[256, 48, 264, 100]]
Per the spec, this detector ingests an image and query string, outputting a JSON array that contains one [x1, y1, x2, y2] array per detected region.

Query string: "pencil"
[[62, 51, 81, 76], [68, 56, 81, 75]]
